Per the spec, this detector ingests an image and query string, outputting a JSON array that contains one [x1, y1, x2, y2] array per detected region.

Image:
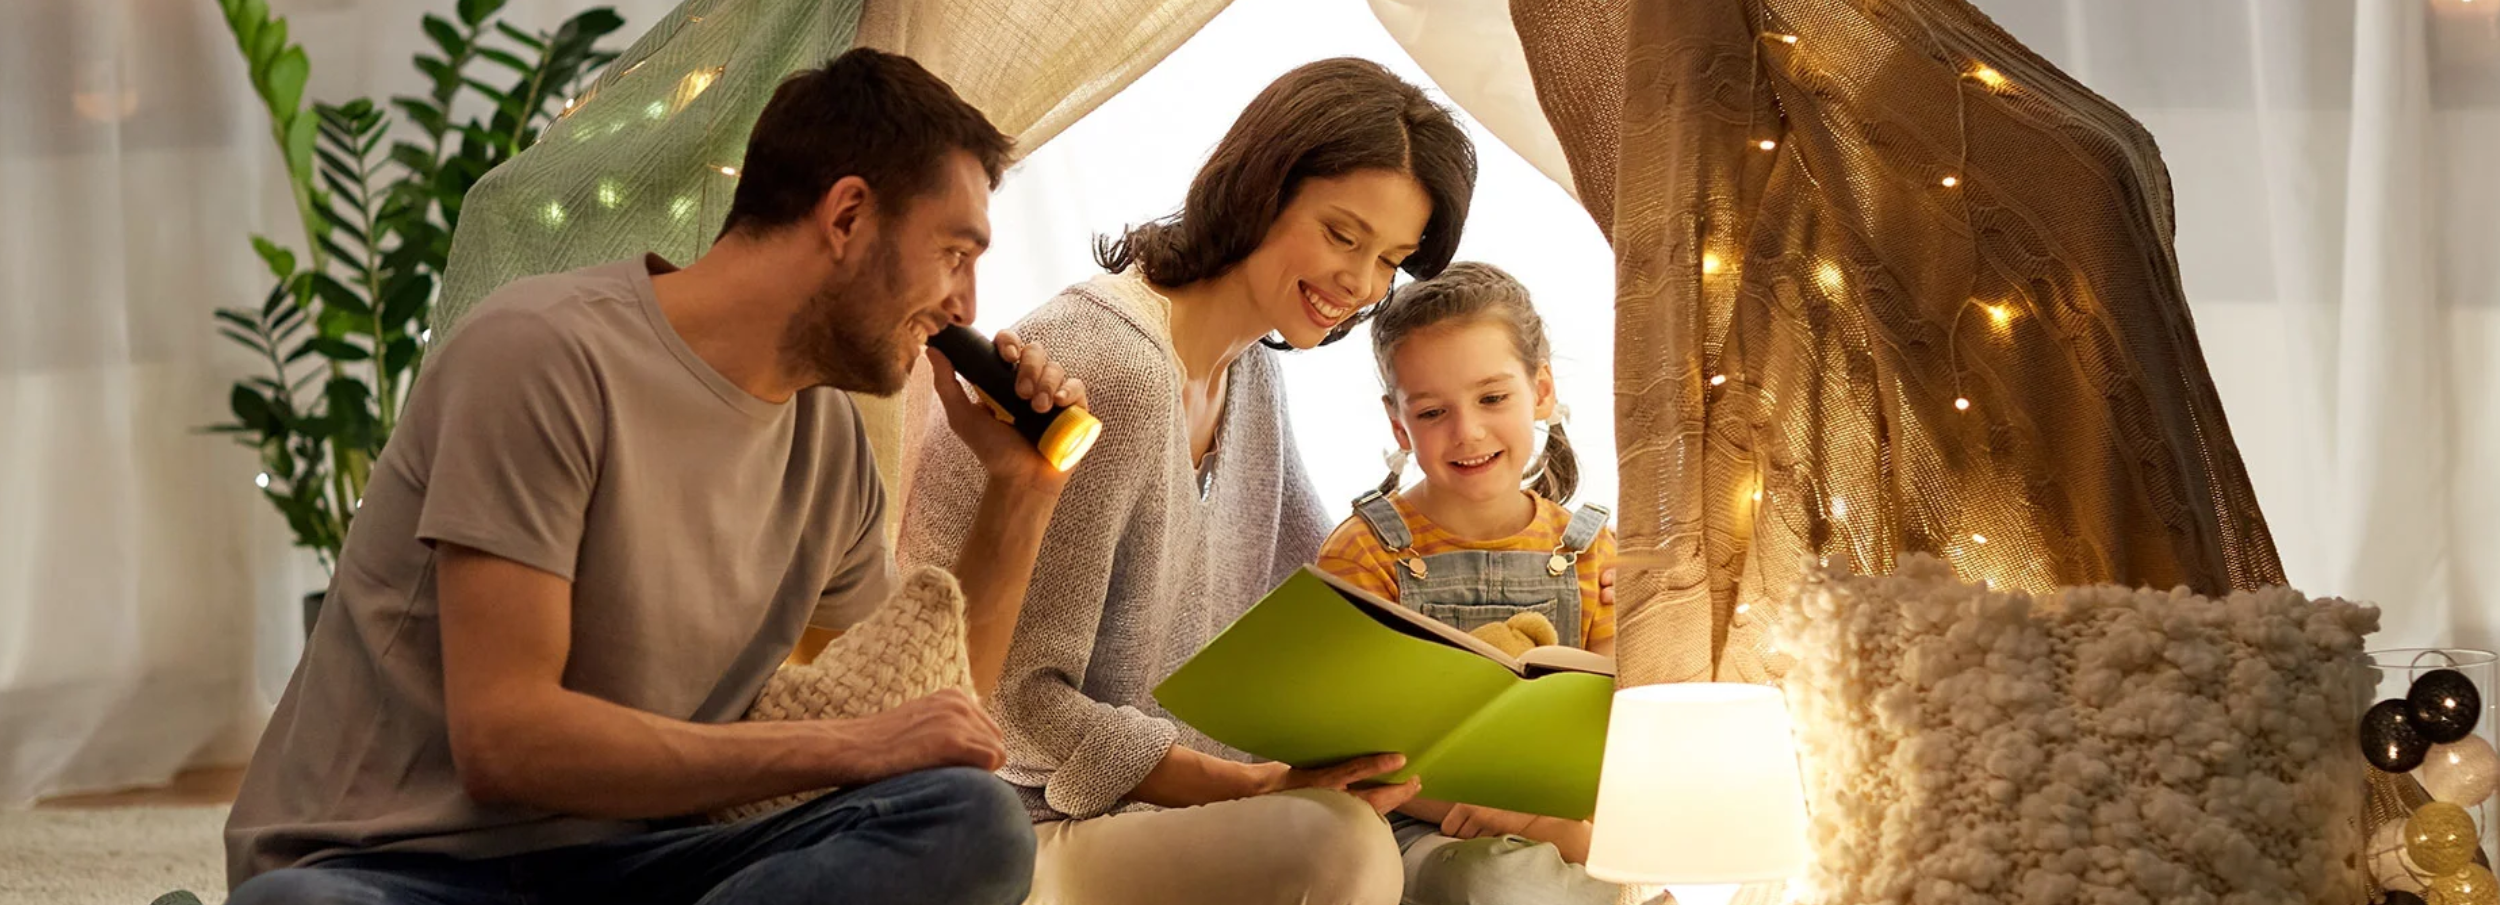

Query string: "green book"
[[1152, 566, 1615, 820]]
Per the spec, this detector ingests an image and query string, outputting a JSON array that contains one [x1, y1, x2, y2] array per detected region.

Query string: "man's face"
[[789, 150, 992, 396]]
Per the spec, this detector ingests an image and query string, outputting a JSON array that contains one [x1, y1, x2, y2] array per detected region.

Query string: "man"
[[227, 48, 1077, 905]]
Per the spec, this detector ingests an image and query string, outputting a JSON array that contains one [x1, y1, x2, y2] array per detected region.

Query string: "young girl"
[[1315, 262, 1619, 905]]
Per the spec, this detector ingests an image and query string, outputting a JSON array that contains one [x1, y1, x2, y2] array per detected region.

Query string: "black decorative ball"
[[2381, 891, 2428, 905], [2408, 668, 2483, 744], [2364, 698, 2431, 773]]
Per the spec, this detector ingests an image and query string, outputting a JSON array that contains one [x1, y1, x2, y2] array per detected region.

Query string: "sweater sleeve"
[[895, 293, 1180, 819]]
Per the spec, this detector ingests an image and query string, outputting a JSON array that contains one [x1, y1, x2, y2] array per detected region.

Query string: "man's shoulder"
[[435, 259, 652, 364]]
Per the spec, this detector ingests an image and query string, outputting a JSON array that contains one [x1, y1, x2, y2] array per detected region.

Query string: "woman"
[[901, 59, 1551, 905]]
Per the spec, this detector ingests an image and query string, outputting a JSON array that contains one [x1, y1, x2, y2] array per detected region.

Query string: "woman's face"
[[1234, 170, 1432, 349]]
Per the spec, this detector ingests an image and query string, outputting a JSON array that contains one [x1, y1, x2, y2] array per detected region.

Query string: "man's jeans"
[[228, 767, 1035, 905]]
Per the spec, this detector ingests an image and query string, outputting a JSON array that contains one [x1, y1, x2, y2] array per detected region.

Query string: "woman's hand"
[[926, 330, 1089, 491], [1253, 753, 1421, 816]]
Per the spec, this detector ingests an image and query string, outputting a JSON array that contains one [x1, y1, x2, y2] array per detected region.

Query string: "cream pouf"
[[714, 565, 974, 824], [1773, 555, 2380, 904]]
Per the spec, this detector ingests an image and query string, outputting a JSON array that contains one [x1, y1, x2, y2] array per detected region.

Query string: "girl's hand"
[[1599, 566, 1616, 608], [1440, 803, 1540, 839]]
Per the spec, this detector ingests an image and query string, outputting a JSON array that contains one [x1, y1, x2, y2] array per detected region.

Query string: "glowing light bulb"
[[718, 166, 739, 177], [1702, 252, 1724, 275], [419, 328, 432, 344], [1954, 397, 1971, 411], [254, 472, 271, 489], [562, 97, 576, 111], [1941, 174, 1961, 188], [1752, 489, 1764, 502], [596, 179, 624, 210], [1710, 374, 1729, 387], [1737, 603, 1752, 615], [1815, 261, 1845, 293], [1777, 33, 1799, 44], [1988, 304, 2014, 326], [1758, 139, 1778, 151], [1971, 66, 2009, 90], [538, 200, 568, 229], [1972, 533, 1988, 544], [1831, 497, 1848, 518]]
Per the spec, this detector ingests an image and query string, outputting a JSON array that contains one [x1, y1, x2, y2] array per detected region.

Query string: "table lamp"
[[1586, 683, 1811, 905]]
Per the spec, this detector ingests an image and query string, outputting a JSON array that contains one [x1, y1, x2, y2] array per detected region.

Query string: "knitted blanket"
[[713, 565, 973, 824]]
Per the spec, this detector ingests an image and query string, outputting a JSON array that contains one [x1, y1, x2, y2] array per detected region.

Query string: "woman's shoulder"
[[1018, 272, 1169, 353]]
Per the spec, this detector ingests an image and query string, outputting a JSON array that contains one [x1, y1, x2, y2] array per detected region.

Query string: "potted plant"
[[204, 0, 624, 633]]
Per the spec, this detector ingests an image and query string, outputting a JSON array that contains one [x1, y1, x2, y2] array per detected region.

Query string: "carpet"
[[0, 806, 226, 905]]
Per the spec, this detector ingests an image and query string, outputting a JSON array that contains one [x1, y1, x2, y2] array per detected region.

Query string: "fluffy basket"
[[1772, 554, 2380, 905], [711, 564, 974, 824]]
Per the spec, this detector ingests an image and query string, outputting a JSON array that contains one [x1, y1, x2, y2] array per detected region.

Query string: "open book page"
[[1305, 568, 1616, 679]]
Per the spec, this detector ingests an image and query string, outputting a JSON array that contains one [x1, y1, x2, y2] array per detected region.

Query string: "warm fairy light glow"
[[669, 195, 698, 221], [1815, 261, 1845, 293], [1759, 139, 1778, 151], [1702, 252, 1724, 275], [718, 166, 739, 177], [1941, 174, 1961, 188], [1988, 303, 2014, 326], [1777, 33, 1799, 44], [255, 472, 271, 489], [596, 179, 624, 209], [1971, 66, 2009, 90], [672, 66, 724, 112], [1831, 497, 1849, 518], [1710, 374, 1729, 387], [1954, 397, 1971, 411], [1972, 533, 1989, 544]]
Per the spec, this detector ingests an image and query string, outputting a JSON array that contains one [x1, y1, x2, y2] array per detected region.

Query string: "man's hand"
[[1440, 802, 1540, 840], [926, 330, 1089, 489], [828, 689, 1007, 785], [1252, 753, 1421, 816]]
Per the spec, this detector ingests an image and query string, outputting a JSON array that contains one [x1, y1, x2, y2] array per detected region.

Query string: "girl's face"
[[1234, 170, 1431, 349], [1384, 320, 1556, 506]]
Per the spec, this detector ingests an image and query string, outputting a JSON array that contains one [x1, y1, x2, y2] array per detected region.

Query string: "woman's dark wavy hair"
[[1093, 57, 1478, 348]]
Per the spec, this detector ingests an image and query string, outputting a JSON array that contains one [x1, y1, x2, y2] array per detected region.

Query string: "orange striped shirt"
[[1316, 493, 1616, 646]]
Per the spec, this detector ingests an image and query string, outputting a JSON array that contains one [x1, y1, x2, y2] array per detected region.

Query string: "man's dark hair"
[[719, 48, 1014, 239], [1094, 57, 1478, 340]]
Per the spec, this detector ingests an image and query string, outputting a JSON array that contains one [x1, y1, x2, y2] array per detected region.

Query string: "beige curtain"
[[1507, 0, 2286, 685]]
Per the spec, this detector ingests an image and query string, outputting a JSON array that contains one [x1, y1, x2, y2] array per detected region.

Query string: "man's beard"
[[785, 238, 915, 397]]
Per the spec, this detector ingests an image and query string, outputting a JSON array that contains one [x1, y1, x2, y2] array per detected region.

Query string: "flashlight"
[[929, 324, 1104, 473]]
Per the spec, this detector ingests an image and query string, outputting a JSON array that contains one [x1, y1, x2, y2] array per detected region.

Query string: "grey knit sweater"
[[898, 270, 1329, 822]]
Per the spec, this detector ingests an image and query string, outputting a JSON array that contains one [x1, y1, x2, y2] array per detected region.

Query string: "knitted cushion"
[[1774, 554, 2380, 904], [712, 564, 973, 824]]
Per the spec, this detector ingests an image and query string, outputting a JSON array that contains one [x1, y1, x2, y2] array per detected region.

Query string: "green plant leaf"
[[249, 235, 296, 279], [318, 235, 362, 267], [252, 17, 288, 77], [215, 309, 261, 331], [476, 48, 533, 75], [309, 273, 371, 317], [220, 327, 271, 354], [314, 204, 365, 244], [492, 22, 547, 51], [391, 98, 448, 140], [556, 8, 626, 46], [383, 334, 421, 378], [380, 273, 434, 327], [231, 385, 278, 433], [414, 55, 459, 94], [283, 109, 318, 183], [305, 337, 371, 361], [319, 171, 363, 208], [421, 15, 466, 57], [317, 304, 367, 339], [315, 146, 360, 183], [326, 378, 378, 450], [267, 46, 309, 116], [456, 0, 507, 28], [462, 77, 513, 105]]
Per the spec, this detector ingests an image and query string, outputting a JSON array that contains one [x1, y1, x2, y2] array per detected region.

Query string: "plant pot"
[[302, 591, 325, 637]]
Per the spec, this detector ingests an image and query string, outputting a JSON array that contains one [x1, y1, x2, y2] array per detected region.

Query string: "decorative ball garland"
[[2364, 667, 2494, 904]]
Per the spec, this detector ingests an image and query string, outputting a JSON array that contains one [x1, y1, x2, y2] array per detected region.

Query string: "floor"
[[34, 767, 246, 810]]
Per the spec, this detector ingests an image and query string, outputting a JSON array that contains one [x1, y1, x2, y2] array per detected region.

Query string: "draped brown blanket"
[[1508, 0, 2286, 684]]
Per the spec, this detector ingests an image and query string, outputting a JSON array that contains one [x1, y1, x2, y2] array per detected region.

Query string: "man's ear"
[[1382, 394, 1412, 451], [1531, 363, 1557, 421], [815, 175, 875, 260]]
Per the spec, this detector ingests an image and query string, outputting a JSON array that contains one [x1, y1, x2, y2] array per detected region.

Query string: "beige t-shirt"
[[225, 255, 894, 885]]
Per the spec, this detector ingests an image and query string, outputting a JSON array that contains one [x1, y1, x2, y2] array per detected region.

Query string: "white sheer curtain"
[[0, 0, 678, 806]]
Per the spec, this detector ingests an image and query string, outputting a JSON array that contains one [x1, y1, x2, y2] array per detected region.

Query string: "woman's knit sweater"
[[898, 270, 1330, 822]]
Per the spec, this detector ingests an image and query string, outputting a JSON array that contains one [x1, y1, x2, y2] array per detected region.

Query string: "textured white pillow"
[[1772, 555, 2380, 904], [713, 565, 975, 824]]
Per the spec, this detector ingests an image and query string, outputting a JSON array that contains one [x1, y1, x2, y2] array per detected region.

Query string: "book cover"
[[1152, 566, 1614, 819]]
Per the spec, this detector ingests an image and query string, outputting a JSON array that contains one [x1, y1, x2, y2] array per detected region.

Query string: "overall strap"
[[1559, 502, 1612, 554], [1350, 489, 1416, 551]]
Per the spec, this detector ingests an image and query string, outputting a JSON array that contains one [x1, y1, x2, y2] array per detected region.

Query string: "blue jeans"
[[228, 767, 1035, 905]]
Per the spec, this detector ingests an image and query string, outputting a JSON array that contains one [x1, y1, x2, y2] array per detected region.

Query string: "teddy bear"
[[1467, 610, 1561, 658]]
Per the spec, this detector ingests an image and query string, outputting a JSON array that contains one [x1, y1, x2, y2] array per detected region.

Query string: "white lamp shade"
[[1585, 682, 1811, 886]]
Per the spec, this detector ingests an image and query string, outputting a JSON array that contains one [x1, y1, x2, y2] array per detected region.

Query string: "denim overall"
[[1354, 490, 1621, 905], [1349, 489, 1609, 649]]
